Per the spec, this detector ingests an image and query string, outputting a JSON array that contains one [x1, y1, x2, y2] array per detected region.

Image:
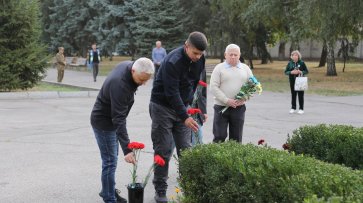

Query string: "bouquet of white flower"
[[221, 76, 262, 114]]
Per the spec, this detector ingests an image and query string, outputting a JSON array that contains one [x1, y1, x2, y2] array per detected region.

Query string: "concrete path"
[[1, 68, 362, 202]]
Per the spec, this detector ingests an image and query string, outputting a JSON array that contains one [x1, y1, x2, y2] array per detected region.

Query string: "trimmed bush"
[[286, 124, 363, 170], [179, 142, 363, 203]]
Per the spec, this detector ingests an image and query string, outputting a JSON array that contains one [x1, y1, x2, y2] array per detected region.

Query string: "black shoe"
[[99, 189, 127, 203], [115, 188, 127, 203], [154, 191, 168, 203]]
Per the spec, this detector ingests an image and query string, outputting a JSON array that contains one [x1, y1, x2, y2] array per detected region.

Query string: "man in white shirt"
[[210, 44, 253, 143]]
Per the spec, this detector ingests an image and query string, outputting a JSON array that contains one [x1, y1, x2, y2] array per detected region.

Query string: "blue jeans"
[[93, 127, 119, 203]]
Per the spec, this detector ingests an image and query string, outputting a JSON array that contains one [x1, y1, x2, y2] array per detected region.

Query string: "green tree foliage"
[[46, 0, 94, 56], [207, 0, 250, 62], [0, 0, 48, 91], [87, 0, 125, 59], [121, 0, 186, 59], [179, 0, 210, 33], [39, 0, 363, 71], [297, 0, 363, 76], [39, 0, 56, 44]]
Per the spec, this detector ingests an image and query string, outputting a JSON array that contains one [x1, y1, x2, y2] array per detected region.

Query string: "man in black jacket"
[[150, 31, 208, 203], [91, 57, 154, 203]]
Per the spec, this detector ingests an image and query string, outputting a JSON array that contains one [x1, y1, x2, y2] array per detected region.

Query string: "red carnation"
[[187, 108, 202, 115], [154, 155, 165, 167], [128, 142, 145, 149], [198, 80, 207, 87], [282, 143, 290, 150], [258, 139, 265, 145]]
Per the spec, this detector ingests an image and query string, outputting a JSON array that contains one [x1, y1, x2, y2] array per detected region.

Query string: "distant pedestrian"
[[284, 50, 309, 114], [56, 47, 66, 83], [152, 40, 167, 79], [89, 43, 101, 82]]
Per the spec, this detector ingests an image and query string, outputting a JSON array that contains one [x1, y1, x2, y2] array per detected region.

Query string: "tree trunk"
[[220, 31, 224, 63], [220, 44, 224, 63], [213, 42, 218, 58], [289, 41, 299, 53], [318, 41, 327, 67], [260, 44, 271, 64], [278, 41, 286, 60], [326, 43, 337, 76], [248, 45, 254, 69], [340, 38, 349, 72]]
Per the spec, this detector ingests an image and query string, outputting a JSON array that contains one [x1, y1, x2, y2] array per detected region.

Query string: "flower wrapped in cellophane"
[[221, 76, 262, 114]]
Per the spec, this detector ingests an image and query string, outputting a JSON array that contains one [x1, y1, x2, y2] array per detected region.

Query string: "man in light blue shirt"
[[152, 41, 167, 79]]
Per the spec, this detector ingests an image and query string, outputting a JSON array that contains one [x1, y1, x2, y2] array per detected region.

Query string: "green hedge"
[[179, 142, 363, 203], [286, 124, 363, 170]]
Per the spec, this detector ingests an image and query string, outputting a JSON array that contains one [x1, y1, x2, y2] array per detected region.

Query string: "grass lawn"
[[252, 61, 363, 96], [97, 56, 363, 96], [99, 56, 132, 76], [28, 82, 83, 92]]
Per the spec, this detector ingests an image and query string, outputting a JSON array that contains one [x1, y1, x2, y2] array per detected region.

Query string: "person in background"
[[210, 44, 254, 143], [91, 58, 154, 203], [284, 50, 309, 114], [56, 47, 66, 83], [152, 40, 167, 79], [89, 43, 101, 82]]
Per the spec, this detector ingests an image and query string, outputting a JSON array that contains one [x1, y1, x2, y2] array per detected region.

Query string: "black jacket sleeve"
[[109, 81, 133, 156]]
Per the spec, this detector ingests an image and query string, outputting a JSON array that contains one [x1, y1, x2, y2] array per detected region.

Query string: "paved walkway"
[[1, 68, 363, 202]]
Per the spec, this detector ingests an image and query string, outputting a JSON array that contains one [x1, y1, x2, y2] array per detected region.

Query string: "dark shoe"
[[115, 188, 127, 203], [99, 189, 127, 203], [154, 191, 168, 203]]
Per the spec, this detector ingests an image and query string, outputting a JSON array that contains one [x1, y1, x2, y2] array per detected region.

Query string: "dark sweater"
[[90, 61, 138, 155], [284, 59, 309, 82], [151, 46, 205, 121]]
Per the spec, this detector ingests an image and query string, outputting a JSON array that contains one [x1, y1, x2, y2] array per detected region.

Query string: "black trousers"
[[149, 102, 191, 192], [289, 80, 304, 110], [153, 64, 160, 80], [213, 104, 246, 143], [92, 62, 99, 81]]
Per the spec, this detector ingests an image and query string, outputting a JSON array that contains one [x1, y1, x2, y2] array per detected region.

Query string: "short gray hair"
[[290, 50, 302, 59], [225, 44, 240, 53], [132, 57, 154, 74]]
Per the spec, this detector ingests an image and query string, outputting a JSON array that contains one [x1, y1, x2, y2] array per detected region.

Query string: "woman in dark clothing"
[[284, 50, 309, 114]]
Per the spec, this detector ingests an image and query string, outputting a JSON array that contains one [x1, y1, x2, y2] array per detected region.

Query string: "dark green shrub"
[[0, 1, 48, 91], [179, 142, 363, 203], [286, 124, 363, 170]]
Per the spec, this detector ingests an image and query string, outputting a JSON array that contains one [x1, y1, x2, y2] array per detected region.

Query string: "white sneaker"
[[289, 109, 295, 114], [298, 110, 304, 114]]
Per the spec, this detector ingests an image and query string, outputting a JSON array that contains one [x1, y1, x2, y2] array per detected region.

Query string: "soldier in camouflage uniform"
[[56, 47, 66, 82]]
